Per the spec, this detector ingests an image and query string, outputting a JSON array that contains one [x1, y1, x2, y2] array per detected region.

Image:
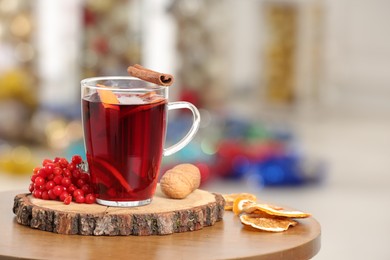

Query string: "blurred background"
[[1, 0, 390, 259]]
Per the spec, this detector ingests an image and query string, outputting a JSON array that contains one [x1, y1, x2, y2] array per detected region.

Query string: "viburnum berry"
[[64, 195, 72, 205], [29, 155, 97, 205], [41, 191, 49, 200], [53, 175, 63, 185], [67, 163, 76, 172], [42, 159, 53, 166], [59, 158, 69, 167], [44, 163, 55, 174], [45, 180, 55, 191], [52, 185, 64, 197], [63, 169, 72, 178], [68, 184, 77, 194], [76, 179, 85, 188], [34, 183, 45, 191], [71, 155, 83, 165], [33, 189, 42, 199], [48, 189, 57, 200], [53, 167, 63, 175], [72, 169, 81, 179], [85, 194, 96, 204], [73, 189, 84, 198], [59, 191, 70, 202], [34, 176, 45, 186], [37, 168, 48, 178], [75, 195, 85, 203], [31, 174, 37, 182], [61, 177, 72, 187], [81, 184, 91, 194], [29, 183, 34, 193]]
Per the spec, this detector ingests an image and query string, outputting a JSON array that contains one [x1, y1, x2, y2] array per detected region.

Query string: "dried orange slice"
[[240, 214, 297, 232], [233, 197, 257, 216], [243, 203, 311, 218], [97, 85, 119, 108], [222, 193, 256, 211]]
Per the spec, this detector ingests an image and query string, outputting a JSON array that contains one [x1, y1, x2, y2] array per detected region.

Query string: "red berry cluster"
[[29, 155, 96, 205]]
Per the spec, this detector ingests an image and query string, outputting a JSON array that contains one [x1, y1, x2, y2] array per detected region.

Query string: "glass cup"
[[80, 76, 200, 207]]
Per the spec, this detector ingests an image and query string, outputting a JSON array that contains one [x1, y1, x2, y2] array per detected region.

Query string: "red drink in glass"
[[82, 93, 167, 204], [81, 76, 200, 207]]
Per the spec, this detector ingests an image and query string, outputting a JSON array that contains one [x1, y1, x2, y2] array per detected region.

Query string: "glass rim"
[[80, 76, 166, 91]]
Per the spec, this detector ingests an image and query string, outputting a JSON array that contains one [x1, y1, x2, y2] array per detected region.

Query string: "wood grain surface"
[[2, 190, 321, 260]]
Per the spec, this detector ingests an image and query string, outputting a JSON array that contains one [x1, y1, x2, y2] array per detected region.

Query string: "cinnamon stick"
[[127, 64, 174, 86]]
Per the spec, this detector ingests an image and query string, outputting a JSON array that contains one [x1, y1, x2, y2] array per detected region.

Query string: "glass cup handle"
[[163, 101, 201, 156]]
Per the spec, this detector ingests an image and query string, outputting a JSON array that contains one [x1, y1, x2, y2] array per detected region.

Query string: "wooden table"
[[1, 190, 321, 260]]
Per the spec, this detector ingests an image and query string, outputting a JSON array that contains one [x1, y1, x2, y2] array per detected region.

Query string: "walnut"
[[160, 164, 201, 199]]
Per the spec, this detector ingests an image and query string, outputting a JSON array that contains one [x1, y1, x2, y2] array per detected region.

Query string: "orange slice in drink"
[[97, 85, 120, 108], [240, 214, 297, 232]]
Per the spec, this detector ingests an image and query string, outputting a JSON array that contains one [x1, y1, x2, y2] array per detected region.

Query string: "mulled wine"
[[82, 92, 167, 204]]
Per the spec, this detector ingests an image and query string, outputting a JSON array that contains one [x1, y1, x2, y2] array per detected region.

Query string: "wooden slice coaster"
[[13, 185, 225, 236]]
